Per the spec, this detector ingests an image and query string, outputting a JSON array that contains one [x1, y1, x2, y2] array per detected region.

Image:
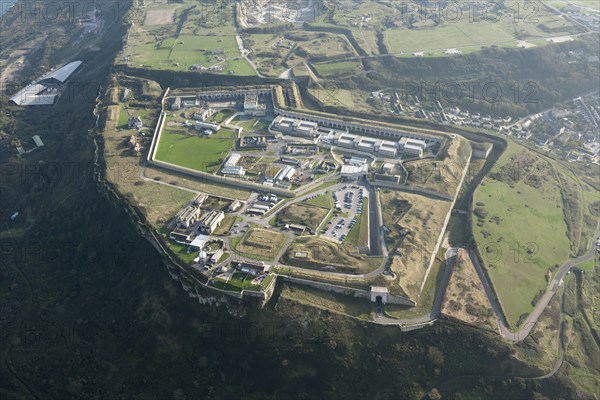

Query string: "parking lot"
[[321, 184, 368, 244]]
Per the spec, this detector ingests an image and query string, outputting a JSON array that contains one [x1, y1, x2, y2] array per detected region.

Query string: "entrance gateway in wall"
[[370, 286, 389, 303]]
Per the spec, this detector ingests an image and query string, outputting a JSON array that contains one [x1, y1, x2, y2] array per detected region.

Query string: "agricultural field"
[[383, 0, 582, 56], [282, 236, 382, 274], [472, 142, 571, 327], [233, 227, 287, 261], [154, 128, 236, 173], [380, 190, 452, 300], [277, 203, 329, 230], [119, 1, 255, 75], [543, 0, 600, 12], [307, 0, 582, 57]]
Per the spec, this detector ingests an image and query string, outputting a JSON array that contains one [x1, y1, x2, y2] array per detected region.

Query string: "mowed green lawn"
[[155, 130, 235, 173], [472, 142, 570, 327]]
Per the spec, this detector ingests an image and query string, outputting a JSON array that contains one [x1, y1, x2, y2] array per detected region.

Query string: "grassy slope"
[[472, 141, 570, 326]]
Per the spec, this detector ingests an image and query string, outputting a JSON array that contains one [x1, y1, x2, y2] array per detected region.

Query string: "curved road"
[[472, 225, 600, 342], [373, 226, 599, 343]]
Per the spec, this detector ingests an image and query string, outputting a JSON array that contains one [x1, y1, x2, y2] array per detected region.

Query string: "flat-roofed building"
[[382, 162, 395, 173], [195, 121, 221, 133], [177, 205, 202, 228], [170, 227, 196, 244], [272, 115, 295, 132], [294, 120, 318, 136], [243, 93, 266, 116], [121, 88, 130, 102], [225, 152, 242, 167], [341, 164, 368, 180], [221, 165, 245, 176], [199, 210, 225, 234], [183, 99, 199, 108], [271, 116, 319, 136], [357, 140, 375, 152], [209, 249, 224, 264], [379, 140, 399, 149], [247, 207, 267, 215], [287, 223, 306, 234], [280, 156, 301, 166], [402, 143, 423, 157], [32, 135, 44, 147], [275, 166, 296, 182], [193, 108, 216, 121], [237, 262, 271, 275], [320, 133, 337, 144], [370, 286, 389, 303], [348, 156, 368, 166], [337, 138, 355, 148], [378, 145, 397, 157], [189, 234, 210, 251], [171, 97, 182, 111], [399, 137, 427, 150], [194, 194, 209, 206]]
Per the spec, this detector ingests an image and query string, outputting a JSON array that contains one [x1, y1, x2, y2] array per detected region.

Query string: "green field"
[[282, 236, 382, 274], [312, 60, 362, 77], [154, 129, 235, 173], [472, 142, 571, 327], [120, 0, 256, 75], [385, 10, 580, 55], [344, 198, 369, 248], [212, 272, 261, 292], [277, 203, 329, 230], [543, 0, 600, 12], [303, 192, 333, 209], [155, 229, 199, 265], [306, 0, 581, 57], [128, 35, 255, 75], [233, 227, 287, 261]]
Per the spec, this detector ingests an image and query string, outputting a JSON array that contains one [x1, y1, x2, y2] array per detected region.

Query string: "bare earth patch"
[[145, 9, 176, 26], [381, 190, 451, 300], [441, 249, 496, 330]]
